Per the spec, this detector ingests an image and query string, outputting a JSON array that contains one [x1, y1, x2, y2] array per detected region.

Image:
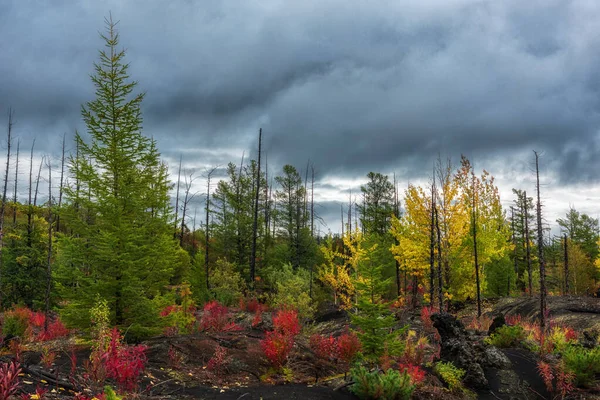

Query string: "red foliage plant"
[[207, 345, 229, 376], [310, 334, 337, 362], [399, 363, 426, 385], [336, 332, 361, 367], [37, 318, 69, 341], [272, 309, 301, 337], [420, 307, 435, 332], [88, 328, 147, 392], [261, 331, 294, 368], [537, 361, 554, 393], [0, 360, 21, 400], [104, 328, 148, 392], [200, 301, 237, 332]]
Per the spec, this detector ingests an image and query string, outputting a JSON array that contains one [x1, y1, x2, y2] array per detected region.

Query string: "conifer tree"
[[55, 16, 186, 329]]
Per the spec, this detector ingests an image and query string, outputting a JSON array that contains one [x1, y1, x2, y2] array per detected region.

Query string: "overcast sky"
[[1, 0, 600, 234]]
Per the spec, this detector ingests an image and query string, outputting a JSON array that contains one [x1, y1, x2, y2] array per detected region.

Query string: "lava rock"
[[488, 313, 506, 336], [431, 313, 489, 389]]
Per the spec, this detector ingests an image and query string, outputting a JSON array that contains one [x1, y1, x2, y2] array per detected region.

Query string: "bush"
[[485, 325, 526, 348], [434, 361, 465, 392], [2, 307, 31, 338], [210, 259, 246, 307], [261, 331, 294, 368], [561, 345, 600, 388], [350, 366, 415, 400], [200, 300, 240, 333], [337, 332, 361, 370], [266, 263, 315, 319], [272, 309, 301, 337]]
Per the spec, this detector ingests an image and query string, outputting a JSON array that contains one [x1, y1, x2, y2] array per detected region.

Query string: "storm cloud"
[[1, 0, 600, 230]]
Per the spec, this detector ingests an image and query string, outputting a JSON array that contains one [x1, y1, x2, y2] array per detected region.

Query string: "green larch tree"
[[55, 16, 187, 329]]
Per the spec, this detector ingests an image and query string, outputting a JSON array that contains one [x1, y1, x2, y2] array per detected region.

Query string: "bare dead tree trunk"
[[393, 173, 401, 299], [429, 176, 436, 307], [180, 171, 197, 248], [27, 140, 35, 248], [250, 128, 262, 286], [524, 191, 533, 296], [534, 151, 547, 329], [303, 159, 309, 229], [56, 134, 66, 232], [309, 164, 315, 299], [174, 155, 182, 239], [564, 233, 569, 295], [205, 167, 217, 291], [0, 109, 14, 308], [44, 158, 52, 332], [34, 156, 44, 207], [12, 139, 19, 226], [311, 165, 315, 238], [435, 205, 443, 312], [472, 170, 481, 318], [511, 206, 517, 296]]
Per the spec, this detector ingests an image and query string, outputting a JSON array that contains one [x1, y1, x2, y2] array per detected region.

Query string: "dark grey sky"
[[2, 0, 600, 232]]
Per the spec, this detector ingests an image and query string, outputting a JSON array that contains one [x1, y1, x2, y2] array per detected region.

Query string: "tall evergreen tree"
[[55, 16, 186, 329]]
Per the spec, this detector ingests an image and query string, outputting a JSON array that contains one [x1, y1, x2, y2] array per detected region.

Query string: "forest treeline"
[[1, 18, 599, 339]]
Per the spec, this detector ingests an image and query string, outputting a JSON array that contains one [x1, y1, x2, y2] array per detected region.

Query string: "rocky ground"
[[5, 295, 600, 399]]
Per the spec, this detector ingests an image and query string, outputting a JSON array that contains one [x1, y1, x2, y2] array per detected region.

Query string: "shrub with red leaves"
[[310, 334, 337, 362], [272, 309, 301, 337], [505, 314, 523, 326], [564, 327, 577, 342], [420, 307, 434, 332], [207, 345, 229, 377], [261, 331, 294, 368], [200, 301, 230, 332], [399, 363, 426, 385], [0, 360, 21, 400], [537, 361, 554, 393], [92, 328, 147, 392], [337, 332, 361, 368], [37, 318, 69, 341]]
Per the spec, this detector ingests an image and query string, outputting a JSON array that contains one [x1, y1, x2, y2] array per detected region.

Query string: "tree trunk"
[[429, 178, 436, 307], [534, 151, 547, 329], [0, 109, 13, 308], [435, 206, 443, 312], [12, 139, 19, 226], [564, 233, 569, 295], [524, 191, 532, 296], [472, 170, 481, 318], [174, 155, 182, 239], [56, 135, 66, 232], [44, 159, 52, 332], [250, 129, 262, 286]]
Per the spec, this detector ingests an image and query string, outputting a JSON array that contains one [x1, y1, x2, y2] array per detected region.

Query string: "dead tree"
[[179, 171, 198, 248], [534, 151, 547, 329], [435, 205, 443, 312], [309, 163, 315, 299], [173, 155, 182, 239], [56, 134, 66, 232], [34, 156, 44, 207], [27, 140, 35, 247], [510, 206, 517, 296], [44, 158, 52, 332], [250, 128, 262, 286], [12, 139, 19, 226], [524, 190, 533, 296], [205, 167, 217, 291], [564, 233, 569, 295], [472, 169, 482, 318], [0, 109, 14, 307], [429, 175, 436, 307]]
